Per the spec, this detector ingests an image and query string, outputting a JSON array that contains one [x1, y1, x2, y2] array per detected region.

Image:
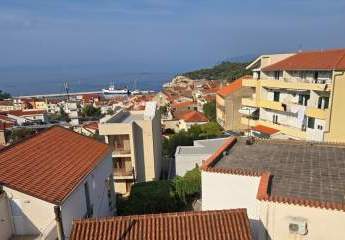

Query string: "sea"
[[0, 66, 175, 96]]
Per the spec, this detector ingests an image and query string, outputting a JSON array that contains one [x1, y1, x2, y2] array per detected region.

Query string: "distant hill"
[[182, 61, 252, 81]]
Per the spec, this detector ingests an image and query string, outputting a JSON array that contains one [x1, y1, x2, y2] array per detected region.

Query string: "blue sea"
[[0, 65, 175, 96]]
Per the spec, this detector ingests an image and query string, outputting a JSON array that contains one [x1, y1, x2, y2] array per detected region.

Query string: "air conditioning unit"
[[288, 217, 308, 235]]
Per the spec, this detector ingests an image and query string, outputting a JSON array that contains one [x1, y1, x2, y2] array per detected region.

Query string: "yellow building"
[[216, 76, 254, 131], [242, 48, 345, 142], [99, 102, 162, 195]]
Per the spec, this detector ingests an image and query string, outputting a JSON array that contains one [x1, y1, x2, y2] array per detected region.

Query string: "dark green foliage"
[[0, 90, 11, 100], [163, 123, 222, 157], [174, 167, 201, 202], [7, 128, 36, 144], [106, 109, 114, 115], [82, 105, 101, 118], [117, 168, 201, 215], [158, 105, 168, 115], [203, 100, 216, 121], [183, 61, 251, 81], [48, 107, 70, 122]]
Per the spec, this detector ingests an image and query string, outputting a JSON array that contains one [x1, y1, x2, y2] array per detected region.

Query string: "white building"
[[202, 137, 345, 240], [6, 110, 48, 125], [0, 126, 115, 240]]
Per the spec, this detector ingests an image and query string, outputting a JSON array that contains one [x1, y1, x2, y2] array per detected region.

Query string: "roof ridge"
[[335, 50, 345, 69], [72, 208, 248, 223]]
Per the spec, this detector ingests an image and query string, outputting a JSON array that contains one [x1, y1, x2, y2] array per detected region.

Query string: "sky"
[[0, 0, 345, 77]]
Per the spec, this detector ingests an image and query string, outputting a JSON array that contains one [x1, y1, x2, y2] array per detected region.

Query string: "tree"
[[0, 90, 11, 100], [159, 105, 168, 116], [7, 128, 36, 144], [203, 100, 216, 121], [82, 105, 101, 118], [200, 121, 222, 138], [107, 109, 114, 115]]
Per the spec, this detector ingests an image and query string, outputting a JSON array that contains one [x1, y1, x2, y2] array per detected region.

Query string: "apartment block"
[[216, 76, 254, 131], [241, 49, 345, 142], [99, 102, 162, 195]]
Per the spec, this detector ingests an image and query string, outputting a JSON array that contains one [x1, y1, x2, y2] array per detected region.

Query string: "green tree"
[[107, 108, 114, 115], [0, 90, 11, 100], [200, 121, 222, 138], [82, 105, 101, 118], [8, 128, 36, 144], [203, 100, 216, 121]]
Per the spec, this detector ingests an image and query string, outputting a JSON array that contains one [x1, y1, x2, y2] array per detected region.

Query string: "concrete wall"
[[61, 153, 114, 238], [0, 192, 13, 239]]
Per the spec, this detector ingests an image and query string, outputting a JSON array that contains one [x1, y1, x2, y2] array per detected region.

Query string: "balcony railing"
[[114, 167, 133, 177], [112, 148, 131, 155]]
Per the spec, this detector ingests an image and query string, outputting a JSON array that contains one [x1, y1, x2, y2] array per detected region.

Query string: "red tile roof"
[[217, 75, 251, 98], [180, 111, 208, 122], [252, 125, 279, 135], [0, 122, 14, 130], [5, 110, 46, 116], [263, 48, 345, 71], [83, 122, 99, 131], [0, 126, 110, 204], [70, 209, 253, 240], [172, 101, 195, 108]]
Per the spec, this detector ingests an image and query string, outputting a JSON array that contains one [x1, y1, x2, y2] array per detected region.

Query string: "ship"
[[102, 83, 130, 95]]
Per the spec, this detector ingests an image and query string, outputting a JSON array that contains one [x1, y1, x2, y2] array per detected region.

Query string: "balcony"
[[242, 98, 257, 107], [305, 107, 328, 120], [256, 120, 307, 140], [109, 135, 131, 156], [241, 116, 258, 128], [242, 78, 258, 88], [260, 79, 332, 92], [259, 100, 284, 111], [114, 167, 134, 177]]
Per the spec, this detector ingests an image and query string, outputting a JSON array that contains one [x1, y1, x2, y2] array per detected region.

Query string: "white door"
[[10, 199, 26, 235]]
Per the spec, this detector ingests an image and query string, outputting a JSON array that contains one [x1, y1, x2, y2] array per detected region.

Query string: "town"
[[1, 48, 345, 239]]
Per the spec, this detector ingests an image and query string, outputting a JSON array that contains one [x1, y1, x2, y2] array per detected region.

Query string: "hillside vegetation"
[[182, 61, 251, 81]]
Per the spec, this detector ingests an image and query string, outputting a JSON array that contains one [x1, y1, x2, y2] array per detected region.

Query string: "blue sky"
[[0, 0, 345, 72]]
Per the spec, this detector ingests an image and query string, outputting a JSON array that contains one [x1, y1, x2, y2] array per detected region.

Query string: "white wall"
[[61, 153, 114, 238], [0, 192, 12, 239], [258, 201, 345, 240], [202, 171, 260, 219], [175, 152, 210, 176], [3, 187, 56, 237]]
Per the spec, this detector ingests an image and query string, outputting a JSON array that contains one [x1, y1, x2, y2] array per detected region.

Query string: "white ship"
[[102, 83, 130, 95]]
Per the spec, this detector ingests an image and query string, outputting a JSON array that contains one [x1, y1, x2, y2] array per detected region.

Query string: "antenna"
[[64, 81, 70, 101], [298, 43, 303, 53]]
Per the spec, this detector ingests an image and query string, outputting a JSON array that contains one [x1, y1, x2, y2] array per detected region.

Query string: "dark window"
[[272, 114, 278, 124], [324, 97, 329, 109], [314, 71, 319, 81], [258, 72, 261, 80], [273, 92, 280, 102], [298, 94, 309, 106], [274, 71, 280, 80], [318, 97, 329, 109], [317, 97, 322, 109], [307, 117, 315, 129], [84, 182, 93, 218]]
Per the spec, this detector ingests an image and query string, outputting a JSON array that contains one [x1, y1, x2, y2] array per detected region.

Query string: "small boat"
[[102, 83, 130, 95]]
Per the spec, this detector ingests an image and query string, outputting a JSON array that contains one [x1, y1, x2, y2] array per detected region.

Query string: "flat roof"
[[211, 138, 345, 208], [176, 138, 228, 155]]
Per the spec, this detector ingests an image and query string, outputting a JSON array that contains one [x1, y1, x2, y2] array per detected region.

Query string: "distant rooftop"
[[205, 138, 345, 210], [176, 138, 227, 155]]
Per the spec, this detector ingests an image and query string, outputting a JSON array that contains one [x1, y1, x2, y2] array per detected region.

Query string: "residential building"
[[5, 109, 48, 125], [202, 137, 345, 240], [0, 126, 115, 239], [242, 48, 345, 142], [177, 111, 209, 131], [171, 100, 197, 115], [216, 76, 254, 131], [99, 102, 162, 195], [70, 209, 253, 240], [0, 100, 16, 112], [175, 137, 227, 176]]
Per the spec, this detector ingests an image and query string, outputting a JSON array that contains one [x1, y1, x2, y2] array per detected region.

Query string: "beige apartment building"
[[99, 102, 162, 194], [241, 48, 345, 142], [216, 76, 254, 131]]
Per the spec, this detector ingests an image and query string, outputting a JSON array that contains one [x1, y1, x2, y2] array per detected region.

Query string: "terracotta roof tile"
[[252, 125, 279, 135], [180, 111, 209, 122], [217, 75, 251, 98], [172, 101, 195, 108], [263, 48, 345, 71], [70, 209, 253, 240], [0, 126, 110, 204], [5, 110, 46, 116]]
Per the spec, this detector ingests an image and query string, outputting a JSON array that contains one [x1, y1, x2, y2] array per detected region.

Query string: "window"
[[299, 72, 307, 79], [317, 125, 323, 130], [314, 71, 319, 81], [298, 94, 309, 106], [274, 71, 280, 80], [84, 182, 93, 218], [273, 92, 280, 102], [272, 114, 278, 124], [307, 117, 315, 129], [318, 97, 329, 109]]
